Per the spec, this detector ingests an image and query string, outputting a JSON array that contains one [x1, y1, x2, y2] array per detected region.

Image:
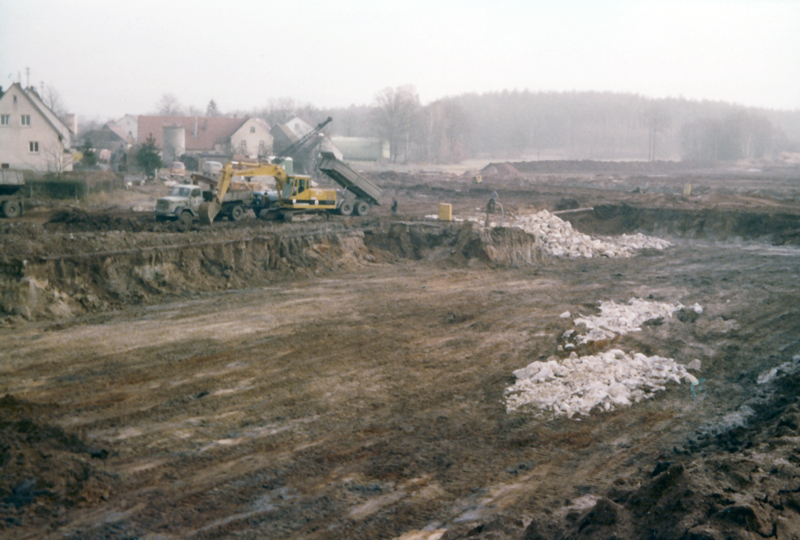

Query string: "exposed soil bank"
[[0, 222, 542, 320], [4, 202, 799, 321], [566, 204, 800, 246]]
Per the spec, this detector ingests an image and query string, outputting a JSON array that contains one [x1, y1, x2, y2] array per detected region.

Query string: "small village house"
[[0, 83, 74, 172]]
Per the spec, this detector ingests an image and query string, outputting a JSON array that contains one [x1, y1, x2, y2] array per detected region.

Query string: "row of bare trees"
[[145, 89, 800, 164]]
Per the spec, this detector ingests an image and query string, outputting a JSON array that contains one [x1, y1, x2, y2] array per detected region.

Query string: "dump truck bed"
[[318, 152, 383, 206], [0, 170, 24, 195]]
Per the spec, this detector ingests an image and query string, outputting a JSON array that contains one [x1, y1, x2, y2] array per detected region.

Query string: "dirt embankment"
[[0, 221, 543, 321], [567, 204, 800, 246]]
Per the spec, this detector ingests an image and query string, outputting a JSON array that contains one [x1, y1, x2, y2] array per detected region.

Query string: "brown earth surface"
[[1, 161, 800, 539]]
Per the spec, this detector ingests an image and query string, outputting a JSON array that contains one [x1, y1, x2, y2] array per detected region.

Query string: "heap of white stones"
[[509, 211, 671, 258], [573, 298, 685, 344], [505, 298, 703, 418], [505, 349, 698, 417]]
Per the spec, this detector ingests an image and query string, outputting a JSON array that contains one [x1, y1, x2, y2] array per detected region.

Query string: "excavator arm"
[[199, 162, 289, 224]]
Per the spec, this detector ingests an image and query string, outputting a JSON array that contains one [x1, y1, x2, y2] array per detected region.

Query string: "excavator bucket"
[[199, 201, 221, 224]]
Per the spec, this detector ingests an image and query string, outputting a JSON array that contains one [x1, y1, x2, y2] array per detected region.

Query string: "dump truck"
[[154, 182, 260, 224], [0, 170, 25, 218], [317, 151, 383, 216]]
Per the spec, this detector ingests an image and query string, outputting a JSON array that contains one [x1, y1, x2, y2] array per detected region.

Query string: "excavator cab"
[[294, 178, 308, 196]]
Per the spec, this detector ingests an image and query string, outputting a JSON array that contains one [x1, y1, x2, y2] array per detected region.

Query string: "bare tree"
[[157, 93, 184, 116], [42, 141, 70, 173], [643, 104, 671, 161], [255, 97, 316, 127], [427, 100, 470, 163], [371, 85, 421, 163], [41, 83, 67, 119]]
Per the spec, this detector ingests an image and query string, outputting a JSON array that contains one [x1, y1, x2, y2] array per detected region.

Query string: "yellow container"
[[683, 183, 693, 196], [439, 203, 453, 221]]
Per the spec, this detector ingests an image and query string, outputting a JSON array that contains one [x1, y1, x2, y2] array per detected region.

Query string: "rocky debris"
[[505, 349, 697, 417], [572, 298, 688, 344], [0, 276, 72, 320], [509, 210, 671, 258], [506, 298, 702, 416]]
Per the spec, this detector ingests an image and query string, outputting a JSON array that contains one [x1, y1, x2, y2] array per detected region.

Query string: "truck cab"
[[155, 184, 204, 224]]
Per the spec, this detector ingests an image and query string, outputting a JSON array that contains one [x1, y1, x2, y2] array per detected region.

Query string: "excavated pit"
[[3, 176, 800, 540], [2, 203, 799, 321]]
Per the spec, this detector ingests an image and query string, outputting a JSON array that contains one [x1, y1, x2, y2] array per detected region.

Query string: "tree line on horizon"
[[85, 89, 800, 164], [262, 88, 800, 164]]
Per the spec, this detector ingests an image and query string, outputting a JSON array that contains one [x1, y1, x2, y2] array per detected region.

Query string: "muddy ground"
[[1, 161, 800, 539]]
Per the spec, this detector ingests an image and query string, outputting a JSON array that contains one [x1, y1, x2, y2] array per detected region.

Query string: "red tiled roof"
[[137, 116, 248, 151]]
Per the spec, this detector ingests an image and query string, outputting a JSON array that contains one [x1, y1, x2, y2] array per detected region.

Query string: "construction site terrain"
[[2, 160, 800, 540]]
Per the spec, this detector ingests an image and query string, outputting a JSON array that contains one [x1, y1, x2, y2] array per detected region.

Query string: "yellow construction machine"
[[198, 161, 337, 224]]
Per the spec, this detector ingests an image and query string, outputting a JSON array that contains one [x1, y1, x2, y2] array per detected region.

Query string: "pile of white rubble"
[[439, 209, 670, 259], [505, 349, 699, 417], [509, 211, 672, 258], [572, 298, 701, 344], [505, 298, 702, 417]]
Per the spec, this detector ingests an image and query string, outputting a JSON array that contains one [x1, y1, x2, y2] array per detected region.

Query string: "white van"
[[202, 161, 223, 175]]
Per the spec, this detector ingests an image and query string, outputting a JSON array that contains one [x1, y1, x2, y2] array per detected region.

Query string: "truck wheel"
[[339, 200, 354, 216], [2, 200, 21, 218], [230, 205, 245, 221], [354, 200, 370, 216], [178, 211, 194, 226]]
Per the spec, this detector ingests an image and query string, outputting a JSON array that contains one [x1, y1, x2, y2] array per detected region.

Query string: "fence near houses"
[[23, 171, 125, 200]]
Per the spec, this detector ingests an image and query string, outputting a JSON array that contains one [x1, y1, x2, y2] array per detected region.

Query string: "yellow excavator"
[[198, 161, 337, 224]]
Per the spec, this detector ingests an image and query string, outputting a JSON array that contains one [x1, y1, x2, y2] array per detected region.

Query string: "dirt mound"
[[481, 162, 523, 179], [47, 207, 154, 233], [0, 395, 115, 530]]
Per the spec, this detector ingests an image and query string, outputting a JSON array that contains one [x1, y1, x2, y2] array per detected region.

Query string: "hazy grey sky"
[[2, 0, 798, 120]]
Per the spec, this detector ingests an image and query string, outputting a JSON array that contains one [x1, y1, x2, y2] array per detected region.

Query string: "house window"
[[21, 115, 31, 126], [250, 127, 256, 133], [240, 140, 247, 150], [29, 141, 39, 153], [0, 115, 9, 125]]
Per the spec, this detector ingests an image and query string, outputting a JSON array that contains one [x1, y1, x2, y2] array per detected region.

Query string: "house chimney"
[[64, 114, 78, 135]]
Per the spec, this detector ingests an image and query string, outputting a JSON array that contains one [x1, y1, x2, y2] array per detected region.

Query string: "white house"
[[108, 114, 138, 144], [229, 117, 272, 159], [0, 83, 73, 172]]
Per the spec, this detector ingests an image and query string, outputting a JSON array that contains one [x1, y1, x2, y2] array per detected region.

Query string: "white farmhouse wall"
[[230, 118, 272, 159], [0, 84, 72, 172]]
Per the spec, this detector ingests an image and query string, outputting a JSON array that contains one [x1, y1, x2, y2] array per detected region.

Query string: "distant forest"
[[254, 90, 800, 164]]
